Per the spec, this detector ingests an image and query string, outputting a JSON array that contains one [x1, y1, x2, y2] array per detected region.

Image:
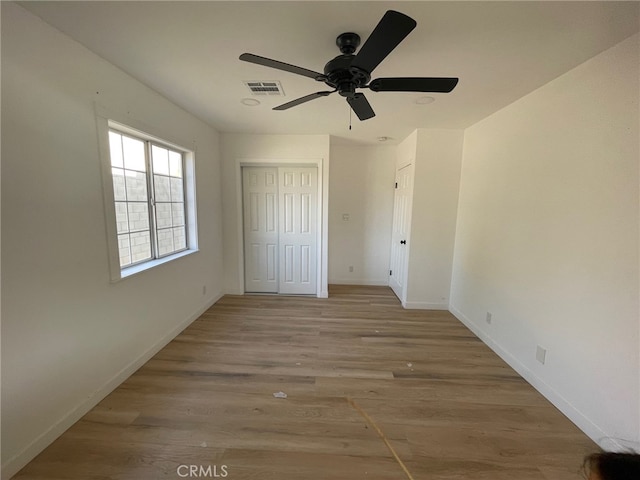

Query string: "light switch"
[[342, 213, 350, 221]]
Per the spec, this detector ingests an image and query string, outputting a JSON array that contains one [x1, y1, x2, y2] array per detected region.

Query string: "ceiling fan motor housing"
[[325, 33, 371, 97]]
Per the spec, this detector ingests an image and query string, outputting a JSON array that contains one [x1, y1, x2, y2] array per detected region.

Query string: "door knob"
[[400, 240, 406, 245]]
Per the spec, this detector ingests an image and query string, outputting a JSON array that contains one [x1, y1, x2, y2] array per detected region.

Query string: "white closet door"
[[278, 167, 317, 295], [243, 167, 279, 293], [389, 163, 413, 302]]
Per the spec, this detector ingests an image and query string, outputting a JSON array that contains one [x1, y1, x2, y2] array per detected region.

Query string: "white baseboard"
[[403, 301, 449, 310], [329, 279, 390, 286], [1, 292, 224, 479], [449, 305, 621, 451]]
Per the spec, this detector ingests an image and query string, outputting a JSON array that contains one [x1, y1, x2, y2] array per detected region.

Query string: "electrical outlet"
[[349, 266, 354, 273], [486, 312, 492, 324], [202, 285, 207, 296], [536, 345, 547, 365]]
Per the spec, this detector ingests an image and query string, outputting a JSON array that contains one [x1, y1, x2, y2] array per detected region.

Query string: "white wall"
[[451, 33, 640, 450], [328, 144, 395, 285], [1, 4, 224, 477], [396, 130, 417, 171], [390, 129, 464, 309], [406, 129, 464, 309], [219, 133, 330, 296]]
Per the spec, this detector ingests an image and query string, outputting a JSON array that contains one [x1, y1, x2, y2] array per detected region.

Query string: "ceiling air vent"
[[244, 81, 285, 96]]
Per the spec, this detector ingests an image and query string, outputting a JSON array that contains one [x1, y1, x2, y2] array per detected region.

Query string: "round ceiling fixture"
[[241, 98, 261, 106], [377, 136, 390, 142], [415, 96, 435, 105]]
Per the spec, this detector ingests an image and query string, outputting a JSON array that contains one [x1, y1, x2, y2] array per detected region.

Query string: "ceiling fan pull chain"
[[349, 106, 352, 130]]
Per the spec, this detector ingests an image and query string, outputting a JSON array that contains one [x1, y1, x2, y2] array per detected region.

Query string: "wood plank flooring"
[[13, 285, 596, 479]]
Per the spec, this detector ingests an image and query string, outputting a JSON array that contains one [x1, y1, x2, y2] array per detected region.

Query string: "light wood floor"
[[14, 285, 596, 479]]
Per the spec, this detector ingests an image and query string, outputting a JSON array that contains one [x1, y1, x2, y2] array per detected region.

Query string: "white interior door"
[[278, 167, 317, 295], [243, 167, 279, 293], [389, 163, 413, 301], [242, 166, 318, 295]]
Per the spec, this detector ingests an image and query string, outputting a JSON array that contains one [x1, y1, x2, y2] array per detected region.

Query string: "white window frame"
[[96, 115, 198, 281]]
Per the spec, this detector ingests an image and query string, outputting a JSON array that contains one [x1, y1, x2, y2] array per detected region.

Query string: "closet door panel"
[[278, 167, 318, 295], [243, 167, 279, 293]]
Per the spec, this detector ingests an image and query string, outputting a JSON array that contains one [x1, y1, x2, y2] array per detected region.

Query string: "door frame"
[[234, 158, 328, 298]]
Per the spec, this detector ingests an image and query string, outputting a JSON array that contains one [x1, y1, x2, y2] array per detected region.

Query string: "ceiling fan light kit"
[[239, 10, 459, 121]]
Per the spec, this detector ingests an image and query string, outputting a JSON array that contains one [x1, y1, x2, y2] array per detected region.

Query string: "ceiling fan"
[[239, 10, 458, 121]]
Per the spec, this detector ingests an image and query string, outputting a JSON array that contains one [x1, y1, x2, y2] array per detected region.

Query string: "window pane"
[[154, 175, 170, 202], [169, 151, 182, 178], [171, 203, 185, 227], [170, 177, 184, 202], [117, 234, 131, 267], [122, 135, 146, 171], [115, 202, 129, 234], [109, 132, 123, 168], [127, 202, 149, 232], [155, 203, 172, 229], [157, 228, 174, 256], [125, 170, 148, 202], [173, 227, 186, 251], [112, 168, 126, 201], [130, 231, 152, 263], [152, 145, 169, 175]]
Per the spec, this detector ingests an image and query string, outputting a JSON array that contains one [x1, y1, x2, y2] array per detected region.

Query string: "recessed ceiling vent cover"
[[244, 81, 285, 96]]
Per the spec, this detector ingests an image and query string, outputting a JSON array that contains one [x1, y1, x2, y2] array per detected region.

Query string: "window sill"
[[116, 249, 198, 281]]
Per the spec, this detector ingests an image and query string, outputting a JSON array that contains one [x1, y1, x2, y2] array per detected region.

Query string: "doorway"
[[242, 166, 318, 294]]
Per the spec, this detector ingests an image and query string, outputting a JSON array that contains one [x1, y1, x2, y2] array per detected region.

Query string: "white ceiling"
[[20, 1, 640, 145]]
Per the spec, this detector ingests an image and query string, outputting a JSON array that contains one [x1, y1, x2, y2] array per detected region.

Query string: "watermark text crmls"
[[177, 465, 228, 478]]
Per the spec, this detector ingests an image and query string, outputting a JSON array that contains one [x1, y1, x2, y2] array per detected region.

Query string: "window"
[[108, 127, 193, 271]]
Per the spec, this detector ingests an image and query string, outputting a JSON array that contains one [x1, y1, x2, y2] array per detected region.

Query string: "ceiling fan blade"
[[347, 93, 375, 121], [240, 53, 325, 81], [273, 91, 334, 111], [350, 10, 416, 74], [369, 77, 459, 93]]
